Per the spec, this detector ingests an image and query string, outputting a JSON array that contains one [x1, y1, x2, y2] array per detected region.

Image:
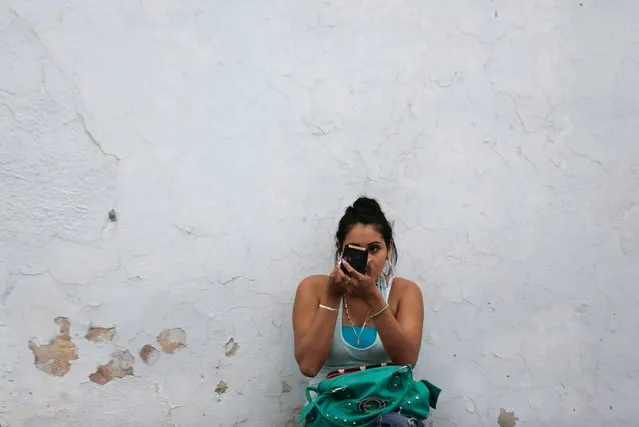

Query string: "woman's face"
[[340, 224, 392, 278]]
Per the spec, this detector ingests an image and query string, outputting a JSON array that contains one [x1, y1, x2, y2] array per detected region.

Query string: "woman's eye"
[[369, 246, 380, 253]]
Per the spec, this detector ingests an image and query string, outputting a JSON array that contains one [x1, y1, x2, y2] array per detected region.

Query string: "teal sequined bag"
[[299, 365, 441, 426]]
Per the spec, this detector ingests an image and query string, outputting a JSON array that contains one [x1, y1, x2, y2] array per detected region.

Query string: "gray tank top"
[[309, 275, 394, 385]]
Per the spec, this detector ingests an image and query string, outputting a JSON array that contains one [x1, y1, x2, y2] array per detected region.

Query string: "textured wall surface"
[[1, 0, 638, 426]]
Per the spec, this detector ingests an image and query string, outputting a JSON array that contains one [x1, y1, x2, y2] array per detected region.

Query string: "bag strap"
[[305, 386, 319, 404], [298, 386, 319, 422]]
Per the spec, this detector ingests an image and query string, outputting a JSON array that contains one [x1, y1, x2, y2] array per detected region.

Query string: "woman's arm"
[[292, 276, 342, 377], [366, 280, 424, 366]]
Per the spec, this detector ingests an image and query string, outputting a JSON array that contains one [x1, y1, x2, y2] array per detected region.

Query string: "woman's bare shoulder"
[[296, 274, 329, 296], [391, 277, 423, 298]]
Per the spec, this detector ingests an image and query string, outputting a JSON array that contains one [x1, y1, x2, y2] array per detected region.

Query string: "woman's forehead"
[[344, 224, 384, 244]]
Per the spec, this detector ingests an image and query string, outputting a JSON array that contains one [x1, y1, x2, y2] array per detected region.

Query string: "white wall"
[[1, 1, 638, 426]]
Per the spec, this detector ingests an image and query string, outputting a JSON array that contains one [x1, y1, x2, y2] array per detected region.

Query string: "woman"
[[293, 197, 426, 427]]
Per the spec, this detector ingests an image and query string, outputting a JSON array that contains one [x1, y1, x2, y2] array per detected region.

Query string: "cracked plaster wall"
[[1, 0, 638, 426]]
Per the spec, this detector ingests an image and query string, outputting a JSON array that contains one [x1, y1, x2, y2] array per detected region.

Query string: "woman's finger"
[[341, 260, 367, 281], [336, 269, 355, 293], [336, 267, 350, 284]]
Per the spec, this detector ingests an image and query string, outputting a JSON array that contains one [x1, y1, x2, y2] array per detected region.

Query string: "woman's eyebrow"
[[346, 241, 382, 246]]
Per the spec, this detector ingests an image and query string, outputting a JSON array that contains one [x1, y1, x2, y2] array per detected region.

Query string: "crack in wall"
[[75, 111, 121, 163]]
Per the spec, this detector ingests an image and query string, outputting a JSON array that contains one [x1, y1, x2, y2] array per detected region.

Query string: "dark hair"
[[334, 197, 398, 264]]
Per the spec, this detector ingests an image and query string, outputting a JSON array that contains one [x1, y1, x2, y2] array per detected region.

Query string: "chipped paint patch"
[[281, 380, 292, 393], [85, 326, 117, 342], [157, 328, 186, 353], [215, 380, 228, 394], [498, 408, 518, 427], [28, 317, 78, 377], [89, 350, 135, 385], [224, 338, 239, 357], [283, 405, 303, 427], [139, 344, 160, 366]]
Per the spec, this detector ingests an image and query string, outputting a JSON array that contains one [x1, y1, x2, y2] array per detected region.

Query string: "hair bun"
[[352, 197, 383, 214]]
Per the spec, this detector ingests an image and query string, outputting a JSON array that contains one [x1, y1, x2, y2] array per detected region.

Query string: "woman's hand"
[[340, 260, 380, 302], [326, 262, 349, 298]]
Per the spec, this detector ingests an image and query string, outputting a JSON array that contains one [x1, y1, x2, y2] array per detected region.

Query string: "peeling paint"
[[498, 408, 518, 427], [28, 317, 78, 377], [281, 380, 292, 393], [85, 326, 117, 342], [215, 380, 228, 394], [89, 350, 135, 385], [224, 338, 239, 357], [139, 344, 160, 366], [283, 405, 303, 427], [157, 328, 186, 353]]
